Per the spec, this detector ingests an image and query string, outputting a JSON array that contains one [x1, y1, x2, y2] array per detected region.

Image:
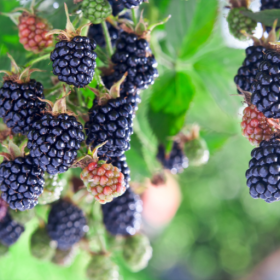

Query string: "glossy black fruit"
[[102, 188, 142, 236], [85, 96, 134, 157], [0, 156, 45, 211], [234, 46, 266, 94], [27, 113, 85, 175], [251, 49, 280, 119], [246, 137, 280, 203], [0, 79, 45, 135], [0, 213, 24, 246], [47, 200, 87, 250], [50, 36, 97, 88]]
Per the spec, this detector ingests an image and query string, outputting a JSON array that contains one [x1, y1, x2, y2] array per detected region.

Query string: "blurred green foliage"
[[1, 0, 279, 280]]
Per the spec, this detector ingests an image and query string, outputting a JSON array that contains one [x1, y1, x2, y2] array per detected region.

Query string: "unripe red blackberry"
[[80, 161, 126, 204], [0, 56, 46, 135], [18, 12, 53, 53], [101, 155, 131, 189], [246, 137, 280, 203], [251, 49, 280, 119], [241, 105, 274, 146], [102, 188, 142, 236], [47, 200, 87, 250], [48, 4, 97, 88], [0, 156, 45, 211], [234, 46, 266, 94], [27, 113, 85, 175], [157, 142, 189, 174], [0, 213, 24, 246]]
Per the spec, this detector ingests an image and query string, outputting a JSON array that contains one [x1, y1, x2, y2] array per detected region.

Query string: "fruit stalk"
[[101, 21, 113, 56]]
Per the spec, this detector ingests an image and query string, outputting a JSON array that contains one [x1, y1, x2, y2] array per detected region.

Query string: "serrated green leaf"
[[179, 0, 218, 59], [241, 9, 280, 27]]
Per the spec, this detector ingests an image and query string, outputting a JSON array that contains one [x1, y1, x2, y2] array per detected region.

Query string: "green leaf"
[[148, 71, 195, 145], [179, 0, 218, 59], [164, 0, 197, 55], [240, 9, 280, 27], [200, 131, 233, 155]]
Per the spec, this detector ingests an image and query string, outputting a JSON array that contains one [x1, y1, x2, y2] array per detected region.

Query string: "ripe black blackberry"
[[88, 22, 118, 49], [0, 156, 45, 211], [261, 0, 280, 32], [102, 188, 142, 236], [109, 0, 143, 10], [85, 96, 134, 157], [234, 46, 266, 94], [0, 213, 24, 246], [251, 49, 280, 119], [47, 200, 87, 250], [245, 137, 280, 203], [50, 36, 97, 88], [0, 55, 46, 135], [100, 154, 131, 189], [102, 32, 158, 91], [157, 141, 189, 174], [102, 74, 141, 113], [108, 0, 124, 15], [27, 113, 85, 175]]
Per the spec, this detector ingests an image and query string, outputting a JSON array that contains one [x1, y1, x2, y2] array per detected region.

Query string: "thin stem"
[[24, 53, 50, 67], [76, 88, 85, 107], [131, 8, 138, 26], [94, 71, 103, 86], [101, 21, 113, 57]]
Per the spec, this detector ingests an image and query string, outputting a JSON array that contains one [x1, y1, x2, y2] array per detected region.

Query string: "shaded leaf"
[[241, 9, 280, 26]]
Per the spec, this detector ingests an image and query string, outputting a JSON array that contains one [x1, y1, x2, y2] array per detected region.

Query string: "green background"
[[1, 0, 279, 279]]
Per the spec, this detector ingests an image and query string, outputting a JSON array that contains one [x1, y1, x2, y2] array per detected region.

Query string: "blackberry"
[[50, 36, 97, 88], [85, 96, 134, 157], [157, 142, 189, 174], [246, 137, 280, 203], [88, 22, 118, 48], [0, 156, 45, 211], [234, 46, 266, 94], [102, 188, 142, 236], [108, 0, 124, 15], [106, 155, 131, 189], [0, 79, 46, 135], [102, 74, 141, 112], [260, 0, 280, 33], [251, 49, 280, 119], [27, 113, 85, 175], [0, 213, 24, 246], [102, 32, 158, 91], [47, 200, 87, 250], [109, 0, 143, 10], [87, 11, 131, 48]]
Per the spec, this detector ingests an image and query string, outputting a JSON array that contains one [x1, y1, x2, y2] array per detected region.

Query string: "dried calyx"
[[72, 143, 107, 169], [119, 11, 171, 40], [0, 137, 26, 162], [45, 3, 90, 41], [0, 54, 41, 84], [173, 125, 201, 150], [88, 74, 126, 106], [0, 124, 11, 143], [38, 89, 75, 117]]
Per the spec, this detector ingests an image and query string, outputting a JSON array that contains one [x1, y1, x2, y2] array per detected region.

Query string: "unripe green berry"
[[122, 234, 152, 272], [227, 7, 257, 40]]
